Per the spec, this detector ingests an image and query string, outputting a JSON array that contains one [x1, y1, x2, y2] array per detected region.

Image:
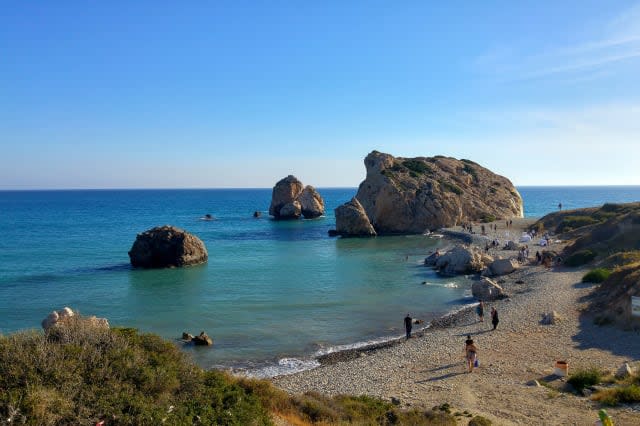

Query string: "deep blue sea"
[[1, 186, 639, 376]]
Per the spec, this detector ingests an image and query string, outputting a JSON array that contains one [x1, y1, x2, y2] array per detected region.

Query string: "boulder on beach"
[[484, 258, 520, 277], [269, 176, 325, 219], [434, 245, 491, 276], [334, 197, 377, 237], [128, 225, 208, 268], [334, 151, 523, 236], [472, 277, 506, 301]]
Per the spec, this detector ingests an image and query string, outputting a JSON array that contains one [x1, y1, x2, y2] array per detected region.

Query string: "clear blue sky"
[[2, 1, 639, 189]]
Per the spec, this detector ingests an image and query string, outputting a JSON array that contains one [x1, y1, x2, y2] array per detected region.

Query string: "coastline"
[[271, 219, 640, 425]]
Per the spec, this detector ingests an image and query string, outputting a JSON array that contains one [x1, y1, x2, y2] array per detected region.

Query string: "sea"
[[1, 186, 639, 377]]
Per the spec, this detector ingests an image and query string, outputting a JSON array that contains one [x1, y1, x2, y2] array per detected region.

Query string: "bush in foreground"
[[567, 367, 602, 392], [0, 317, 456, 425], [582, 268, 611, 283], [593, 385, 640, 406]]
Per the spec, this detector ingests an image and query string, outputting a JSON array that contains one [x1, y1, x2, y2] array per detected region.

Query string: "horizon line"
[[1, 184, 640, 192]]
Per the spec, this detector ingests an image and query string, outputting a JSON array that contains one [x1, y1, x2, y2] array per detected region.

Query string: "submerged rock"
[[128, 225, 208, 268], [335, 151, 523, 236]]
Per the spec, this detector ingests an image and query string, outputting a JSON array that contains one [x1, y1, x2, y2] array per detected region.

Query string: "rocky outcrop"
[[484, 258, 520, 277], [128, 226, 208, 268], [472, 277, 505, 301], [434, 245, 492, 276], [335, 151, 523, 235], [41, 307, 109, 331], [335, 198, 377, 236], [298, 186, 325, 218], [192, 331, 213, 346], [269, 176, 325, 219]]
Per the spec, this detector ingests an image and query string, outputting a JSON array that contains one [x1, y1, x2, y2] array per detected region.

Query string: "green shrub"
[[402, 159, 433, 175], [567, 367, 602, 392], [468, 415, 492, 425], [558, 215, 599, 232], [582, 268, 611, 283], [441, 181, 463, 195], [462, 164, 478, 180], [480, 213, 496, 223], [564, 249, 597, 266], [594, 385, 640, 406]]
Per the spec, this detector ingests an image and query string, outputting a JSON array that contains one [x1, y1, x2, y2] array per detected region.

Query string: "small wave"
[[242, 357, 320, 378], [314, 335, 403, 357], [421, 281, 458, 288]]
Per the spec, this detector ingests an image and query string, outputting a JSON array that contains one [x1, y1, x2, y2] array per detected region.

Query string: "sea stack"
[[128, 225, 208, 268], [269, 175, 325, 219], [335, 151, 523, 236]]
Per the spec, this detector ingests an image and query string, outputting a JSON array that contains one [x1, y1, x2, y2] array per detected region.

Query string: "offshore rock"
[[298, 185, 325, 218], [269, 176, 325, 219], [128, 225, 208, 268], [335, 197, 377, 237], [335, 151, 523, 235]]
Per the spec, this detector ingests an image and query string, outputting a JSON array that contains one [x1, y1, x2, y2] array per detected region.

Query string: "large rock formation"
[[335, 198, 377, 236], [335, 151, 523, 235], [128, 225, 208, 268], [434, 245, 492, 276], [269, 175, 325, 219], [298, 186, 325, 219]]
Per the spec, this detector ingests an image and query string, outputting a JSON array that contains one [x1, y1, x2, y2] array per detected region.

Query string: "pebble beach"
[[272, 218, 640, 425]]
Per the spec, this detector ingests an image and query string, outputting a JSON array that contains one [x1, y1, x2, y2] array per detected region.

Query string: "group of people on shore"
[[464, 303, 499, 373], [403, 302, 499, 373], [475, 301, 499, 330]]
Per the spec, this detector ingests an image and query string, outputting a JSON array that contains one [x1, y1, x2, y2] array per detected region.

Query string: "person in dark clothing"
[[404, 313, 412, 339], [491, 307, 499, 330], [476, 301, 485, 322]]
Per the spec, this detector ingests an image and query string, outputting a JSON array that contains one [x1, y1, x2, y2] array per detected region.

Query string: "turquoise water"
[[1, 186, 639, 376]]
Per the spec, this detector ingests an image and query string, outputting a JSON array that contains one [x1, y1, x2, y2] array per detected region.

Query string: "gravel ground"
[[272, 219, 640, 425]]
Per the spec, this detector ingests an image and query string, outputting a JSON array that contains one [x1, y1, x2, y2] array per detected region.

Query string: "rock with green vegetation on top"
[[335, 151, 523, 236]]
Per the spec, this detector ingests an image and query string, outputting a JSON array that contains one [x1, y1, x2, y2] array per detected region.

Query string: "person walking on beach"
[[491, 307, 499, 330], [404, 313, 412, 339], [476, 301, 484, 322], [464, 335, 478, 373]]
